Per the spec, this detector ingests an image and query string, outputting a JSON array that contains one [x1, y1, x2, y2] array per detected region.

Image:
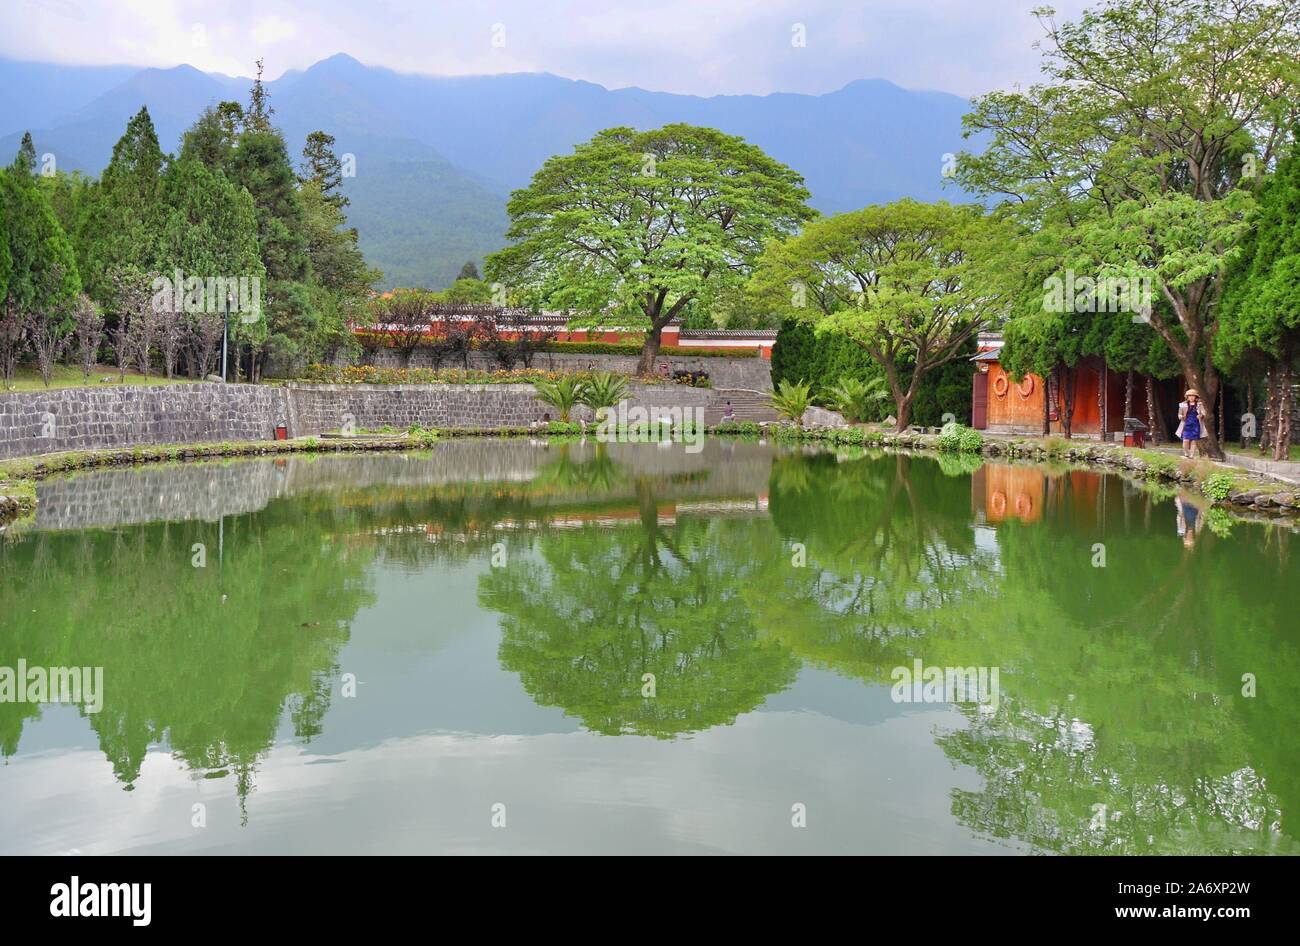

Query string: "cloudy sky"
[[6, 0, 1094, 97]]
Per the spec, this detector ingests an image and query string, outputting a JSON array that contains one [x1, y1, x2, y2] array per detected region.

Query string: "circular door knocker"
[[1015, 493, 1033, 518], [993, 374, 1009, 398], [991, 491, 1008, 517], [1017, 377, 1035, 399]]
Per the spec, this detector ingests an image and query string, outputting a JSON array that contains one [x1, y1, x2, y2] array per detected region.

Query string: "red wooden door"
[[972, 372, 989, 429]]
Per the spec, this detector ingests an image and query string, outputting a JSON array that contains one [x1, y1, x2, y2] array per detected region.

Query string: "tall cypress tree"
[[77, 107, 168, 303], [226, 90, 313, 376], [301, 131, 347, 209], [0, 137, 81, 381]]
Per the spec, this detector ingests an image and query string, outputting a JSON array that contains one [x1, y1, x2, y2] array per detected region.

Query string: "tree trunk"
[[1059, 365, 1075, 439], [1100, 364, 1108, 442], [636, 326, 663, 378], [1124, 370, 1134, 422], [1149, 376, 1159, 444], [1042, 374, 1051, 436], [1245, 377, 1254, 446], [1274, 360, 1293, 462], [1260, 364, 1277, 456], [894, 392, 914, 432], [1211, 387, 1222, 454]]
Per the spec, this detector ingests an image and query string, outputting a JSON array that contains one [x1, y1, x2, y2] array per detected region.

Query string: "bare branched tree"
[[72, 293, 106, 381]]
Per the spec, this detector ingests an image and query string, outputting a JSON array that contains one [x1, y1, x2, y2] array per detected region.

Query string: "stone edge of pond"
[[762, 425, 1300, 521], [0, 427, 552, 525], [3, 423, 1297, 526]]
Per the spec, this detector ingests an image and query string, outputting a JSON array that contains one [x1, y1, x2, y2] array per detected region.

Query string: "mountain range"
[[0, 53, 978, 289]]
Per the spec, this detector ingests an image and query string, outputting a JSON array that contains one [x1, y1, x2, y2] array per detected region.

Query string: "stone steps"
[[705, 389, 778, 424]]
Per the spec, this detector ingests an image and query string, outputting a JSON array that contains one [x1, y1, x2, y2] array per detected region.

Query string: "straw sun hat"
[[1185, 389, 1199, 399]]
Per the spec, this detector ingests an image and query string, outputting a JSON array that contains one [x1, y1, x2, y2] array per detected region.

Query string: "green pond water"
[[0, 439, 1297, 855]]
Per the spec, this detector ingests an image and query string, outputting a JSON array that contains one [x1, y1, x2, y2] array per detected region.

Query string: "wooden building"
[[970, 335, 1154, 440]]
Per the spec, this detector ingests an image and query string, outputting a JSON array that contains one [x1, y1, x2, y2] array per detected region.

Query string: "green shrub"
[[544, 421, 583, 435], [770, 379, 814, 423], [1202, 472, 1235, 501], [826, 376, 888, 423], [533, 375, 588, 423], [715, 420, 761, 437], [771, 319, 973, 425], [937, 422, 984, 453], [352, 333, 760, 358], [579, 371, 630, 411]]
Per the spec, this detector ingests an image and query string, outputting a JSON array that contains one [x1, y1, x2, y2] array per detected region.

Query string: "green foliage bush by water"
[[580, 371, 630, 411], [771, 319, 974, 426], [937, 422, 984, 453], [769, 379, 813, 423], [1202, 472, 1236, 502], [714, 420, 762, 437], [826, 376, 889, 423]]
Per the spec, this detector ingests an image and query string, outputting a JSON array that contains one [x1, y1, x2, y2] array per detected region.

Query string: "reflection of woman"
[[1174, 495, 1204, 549], [1176, 389, 1208, 458]]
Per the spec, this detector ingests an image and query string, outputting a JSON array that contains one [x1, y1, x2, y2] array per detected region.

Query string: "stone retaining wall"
[[0, 383, 290, 461], [0, 381, 726, 459]]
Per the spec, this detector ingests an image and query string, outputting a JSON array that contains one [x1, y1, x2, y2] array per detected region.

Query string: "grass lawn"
[[1225, 442, 1300, 462], [2, 363, 199, 392]]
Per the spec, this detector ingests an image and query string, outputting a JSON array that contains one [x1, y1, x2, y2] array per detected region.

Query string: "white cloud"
[[250, 14, 298, 46], [3, 0, 1095, 96]]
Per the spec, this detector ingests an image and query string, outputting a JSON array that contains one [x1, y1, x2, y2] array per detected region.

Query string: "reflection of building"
[[972, 465, 1046, 524], [971, 333, 1158, 440], [973, 464, 1107, 526]]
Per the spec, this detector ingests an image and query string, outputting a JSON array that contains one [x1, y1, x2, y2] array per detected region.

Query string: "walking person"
[[1176, 389, 1208, 458]]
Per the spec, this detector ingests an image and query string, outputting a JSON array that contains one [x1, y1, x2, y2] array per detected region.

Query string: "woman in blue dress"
[[1176, 388, 1207, 458]]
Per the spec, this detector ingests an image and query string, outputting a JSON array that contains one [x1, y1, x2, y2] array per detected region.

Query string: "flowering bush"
[[299, 364, 660, 386]]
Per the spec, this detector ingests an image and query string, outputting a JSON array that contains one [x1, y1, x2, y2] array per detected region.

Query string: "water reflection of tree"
[[5, 448, 1296, 851], [479, 481, 799, 738], [924, 474, 1300, 853], [0, 502, 375, 812], [751, 452, 994, 677]]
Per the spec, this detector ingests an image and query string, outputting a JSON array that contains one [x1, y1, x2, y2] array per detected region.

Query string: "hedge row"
[[354, 332, 761, 359], [770, 320, 973, 427]]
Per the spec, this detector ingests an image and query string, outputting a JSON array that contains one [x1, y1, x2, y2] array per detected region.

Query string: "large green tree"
[[487, 124, 814, 375], [1219, 128, 1300, 459], [959, 0, 1300, 457], [750, 199, 1003, 430], [158, 156, 267, 375], [76, 107, 168, 305], [0, 135, 81, 382], [227, 129, 312, 377]]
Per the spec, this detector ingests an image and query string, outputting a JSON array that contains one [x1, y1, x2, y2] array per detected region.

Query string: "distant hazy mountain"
[[0, 54, 977, 289]]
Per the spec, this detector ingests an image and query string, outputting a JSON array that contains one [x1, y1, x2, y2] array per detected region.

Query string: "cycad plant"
[[769, 379, 814, 423], [826, 375, 889, 423], [580, 371, 630, 416], [534, 375, 588, 423]]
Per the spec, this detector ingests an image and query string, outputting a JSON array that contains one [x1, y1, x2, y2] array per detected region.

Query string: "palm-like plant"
[[826, 375, 889, 423], [769, 379, 814, 423], [580, 370, 630, 414], [533, 375, 588, 422]]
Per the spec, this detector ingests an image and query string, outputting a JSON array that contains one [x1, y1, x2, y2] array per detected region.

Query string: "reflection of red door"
[[972, 372, 989, 429]]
